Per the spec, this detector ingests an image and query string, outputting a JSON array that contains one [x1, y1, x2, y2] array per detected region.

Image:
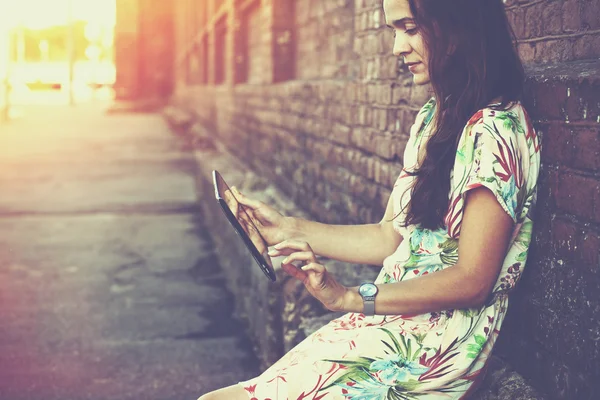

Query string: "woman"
[[200, 0, 540, 398]]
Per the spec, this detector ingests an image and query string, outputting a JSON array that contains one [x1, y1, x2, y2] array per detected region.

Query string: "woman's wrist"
[[341, 286, 363, 313], [281, 216, 304, 241]]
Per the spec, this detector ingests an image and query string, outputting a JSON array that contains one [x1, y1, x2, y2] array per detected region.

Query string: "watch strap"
[[363, 298, 375, 316]]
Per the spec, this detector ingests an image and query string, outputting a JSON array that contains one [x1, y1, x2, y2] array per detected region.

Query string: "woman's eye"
[[405, 27, 418, 35]]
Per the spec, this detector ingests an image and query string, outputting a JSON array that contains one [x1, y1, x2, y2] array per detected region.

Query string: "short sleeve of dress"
[[446, 108, 526, 238]]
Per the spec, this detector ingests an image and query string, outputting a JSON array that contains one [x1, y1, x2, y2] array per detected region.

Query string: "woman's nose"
[[393, 35, 411, 57]]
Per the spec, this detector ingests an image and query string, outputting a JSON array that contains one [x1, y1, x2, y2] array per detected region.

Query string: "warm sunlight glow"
[[0, 0, 117, 107], [0, 0, 116, 29]]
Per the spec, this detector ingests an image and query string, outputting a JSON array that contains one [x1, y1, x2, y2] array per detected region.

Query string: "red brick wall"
[[166, 0, 600, 398], [496, 61, 600, 400], [505, 0, 600, 63], [295, 0, 355, 79], [246, 4, 267, 84]]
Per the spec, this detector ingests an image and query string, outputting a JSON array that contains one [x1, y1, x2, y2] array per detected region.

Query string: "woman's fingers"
[[281, 251, 316, 266], [267, 248, 289, 257], [301, 263, 325, 274], [231, 187, 263, 210], [223, 189, 239, 215], [281, 262, 325, 283], [267, 247, 309, 257], [274, 239, 313, 253], [281, 263, 307, 280]]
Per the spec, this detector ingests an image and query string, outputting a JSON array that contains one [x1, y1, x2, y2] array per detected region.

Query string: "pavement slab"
[[0, 103, 259, 400]]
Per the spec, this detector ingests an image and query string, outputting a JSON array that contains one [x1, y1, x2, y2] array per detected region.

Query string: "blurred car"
[[11, 61, 115, 91]]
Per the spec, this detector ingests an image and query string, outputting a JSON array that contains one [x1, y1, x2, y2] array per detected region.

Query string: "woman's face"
[[383, 0, 430, 85]]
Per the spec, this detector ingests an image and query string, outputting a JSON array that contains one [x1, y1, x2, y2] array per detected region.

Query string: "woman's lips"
[[408, 62, 422, 73]]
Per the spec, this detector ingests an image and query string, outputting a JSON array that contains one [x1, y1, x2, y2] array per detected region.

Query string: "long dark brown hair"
[[403, 0, 524, 230]]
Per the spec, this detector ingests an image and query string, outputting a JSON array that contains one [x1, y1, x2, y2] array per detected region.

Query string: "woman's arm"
[[234, 187, 402, 266], [278, 187, 514, 314], [284, 194, 403, 266], [340, 187, 514, 314]]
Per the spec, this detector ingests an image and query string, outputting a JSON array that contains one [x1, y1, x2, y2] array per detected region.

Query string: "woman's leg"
[[197, 384, 249, 400]]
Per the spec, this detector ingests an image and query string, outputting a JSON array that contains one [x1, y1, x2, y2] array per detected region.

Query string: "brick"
[[357, 105, 372, 126], [367, 84, 378, 103], [350, 126, 374, 148], [392, 84, 410, 105], [373, 135, 396, 160], [541, 123, 574, 165], [356, 84, 368, 102], [582, 0, 600, 30], [555, 171, 596, 220], [378, 29, 393, 54], [331, 146, 347, 165], [565, 83, 586, 121], [535, 39, 573, 63], [579, 80, 600, 122], [371, 8, 385, 29], [518, 42, 536, 63], [572, 128, 600, 170], [533, 81, 568, 120], [373, 159, 384, 184], [311, 138, 333, 159], [349, 175, 378, 202], [542, 1, 563, 35], [330, 122, 352, 145], [562, 0, 581, 32], [507, 7, 526, 38], [595, 181, 600, 224], [573, 34, 600, 61], [580, 231, 600, 268], [551, 217, 580, 258], [373, 108, 388, 130], [524, 3, 544, 38], [378, 83, 393, 105], [381, 56, 400, 80]]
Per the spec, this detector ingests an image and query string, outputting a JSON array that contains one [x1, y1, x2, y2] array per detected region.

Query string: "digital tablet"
[[212, 170, 277, 282]]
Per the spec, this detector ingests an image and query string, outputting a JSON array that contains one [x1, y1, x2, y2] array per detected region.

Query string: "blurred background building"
[[0, 0, 115, 110], [112, 0, 173, 101]]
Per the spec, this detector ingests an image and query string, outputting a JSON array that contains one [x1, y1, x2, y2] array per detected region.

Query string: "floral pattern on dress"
[[238, 99, 540, 400]]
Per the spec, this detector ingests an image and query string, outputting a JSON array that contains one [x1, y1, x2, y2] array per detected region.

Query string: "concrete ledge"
[[164, 107, 377, 369]]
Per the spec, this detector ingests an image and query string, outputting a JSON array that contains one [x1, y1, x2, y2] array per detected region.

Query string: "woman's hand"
[[269, 240, 349, 312], [231, 187, 291, 246]]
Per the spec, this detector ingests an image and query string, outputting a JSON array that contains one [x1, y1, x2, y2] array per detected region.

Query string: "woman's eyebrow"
[[386, 17, 415, 29]]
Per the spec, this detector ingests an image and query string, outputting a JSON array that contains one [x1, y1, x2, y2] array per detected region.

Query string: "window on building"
[[234, 0, 260, 84], [272, 0, 295, 82], [201, 35, 209, 84], [214, 17, 227, 85]]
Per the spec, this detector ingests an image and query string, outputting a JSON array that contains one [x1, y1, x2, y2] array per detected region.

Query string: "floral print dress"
[[239, 99, 541, 400]]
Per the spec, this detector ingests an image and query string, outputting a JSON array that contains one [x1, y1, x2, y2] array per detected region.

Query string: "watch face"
[[359, 283, 378, 297]]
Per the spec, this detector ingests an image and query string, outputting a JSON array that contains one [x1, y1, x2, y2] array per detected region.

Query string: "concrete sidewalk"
[[0, 103, 259, 400]]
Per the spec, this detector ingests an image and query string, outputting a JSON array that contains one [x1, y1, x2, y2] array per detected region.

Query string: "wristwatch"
[[358, 283, 379, 316]]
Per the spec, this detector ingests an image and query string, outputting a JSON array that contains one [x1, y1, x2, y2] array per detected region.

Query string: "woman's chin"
[[412, 73, 431, 86]]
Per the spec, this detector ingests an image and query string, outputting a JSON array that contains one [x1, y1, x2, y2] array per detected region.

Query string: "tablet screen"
[[212, 170, 276, 281]]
